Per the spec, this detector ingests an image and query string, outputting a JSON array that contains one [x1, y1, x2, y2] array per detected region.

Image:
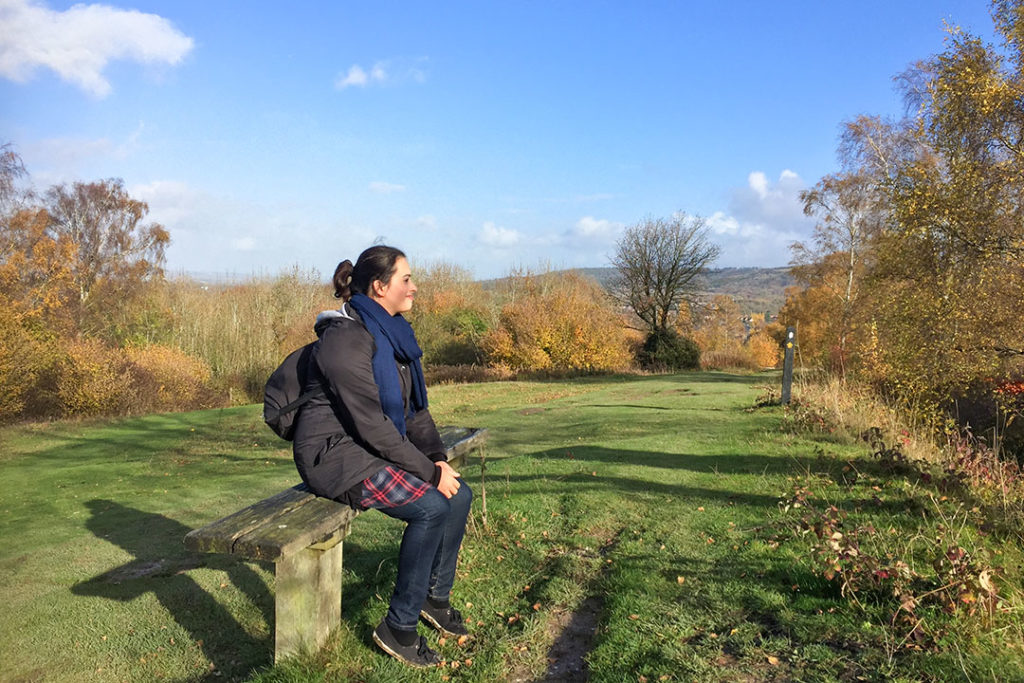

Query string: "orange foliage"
[[56, 339, 133, 417], [125, 344, 222, 413], [746, 330, 781, 369], [482, 271, 632, 373]]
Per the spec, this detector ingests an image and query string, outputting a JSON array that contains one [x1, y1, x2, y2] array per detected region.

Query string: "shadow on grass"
[[72, 500, 274, 682], [490, 446, 823, 507]]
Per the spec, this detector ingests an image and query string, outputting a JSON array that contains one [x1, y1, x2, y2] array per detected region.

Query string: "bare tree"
[[0, 142, 28, 212], [611, 213, 720, 335]]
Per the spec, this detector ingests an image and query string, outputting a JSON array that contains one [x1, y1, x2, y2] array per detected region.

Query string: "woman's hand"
[[435, 460, 462, 499]]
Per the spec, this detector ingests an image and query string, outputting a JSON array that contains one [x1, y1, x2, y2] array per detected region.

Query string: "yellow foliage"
[[747, 331, 781, 369], [57, 339, 133, 417], [125, 344, 221, 413], [482, 271, 632, 373], [0, 307, 61, 421]]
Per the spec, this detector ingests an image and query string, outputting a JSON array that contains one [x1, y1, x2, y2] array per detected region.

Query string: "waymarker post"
[[781, 326, 796, 405]]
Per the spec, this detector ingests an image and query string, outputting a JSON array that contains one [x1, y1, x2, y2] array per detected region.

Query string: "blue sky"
[[0, 0, 999, 279]]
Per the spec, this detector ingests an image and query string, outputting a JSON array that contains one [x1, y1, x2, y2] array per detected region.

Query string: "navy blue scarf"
[[347, 293, 427, 436]]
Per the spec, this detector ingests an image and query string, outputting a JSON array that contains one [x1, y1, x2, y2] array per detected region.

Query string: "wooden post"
[[273, 538, 343, 663], [781, 326, 796, 405]]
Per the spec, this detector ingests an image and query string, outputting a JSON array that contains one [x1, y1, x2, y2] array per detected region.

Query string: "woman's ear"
[[371, 279, 386, 298]]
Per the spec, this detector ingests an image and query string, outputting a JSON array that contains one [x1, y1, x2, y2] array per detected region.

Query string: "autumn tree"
[[44, 179, 170, 340], [787, 168, 884, 375], [406, 261, 491, 365], [611, 213, 720, 336], [786, 0, 1024, 430]]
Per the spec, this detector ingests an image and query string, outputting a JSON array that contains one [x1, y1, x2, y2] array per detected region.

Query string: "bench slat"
[[185, 485, 319, 554], [184, 427, 487, 560], [233, 499, 357, 561]]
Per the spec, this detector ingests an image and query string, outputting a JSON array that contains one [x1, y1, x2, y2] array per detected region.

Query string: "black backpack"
[[263, 342, 324, 440]]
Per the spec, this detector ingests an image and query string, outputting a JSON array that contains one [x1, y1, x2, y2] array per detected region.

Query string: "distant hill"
[[507, 266, 795, 315]]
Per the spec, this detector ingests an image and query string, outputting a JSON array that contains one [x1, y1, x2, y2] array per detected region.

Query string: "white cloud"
[[334, 57, 428, 90], [0, 0, 193, 97], [478, 221, 521, 248], [748, 171, 769, 199], [705, 170, 815, 267], [572, 216, 620, 239], [335, 64, 371, 89], [368, 181, 406, 194]]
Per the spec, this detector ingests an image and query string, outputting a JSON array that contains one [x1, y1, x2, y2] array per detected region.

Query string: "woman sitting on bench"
[[291, 245, 471, 668]]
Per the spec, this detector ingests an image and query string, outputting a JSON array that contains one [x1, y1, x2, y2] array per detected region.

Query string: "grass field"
[[1, 372, 1021, 682]]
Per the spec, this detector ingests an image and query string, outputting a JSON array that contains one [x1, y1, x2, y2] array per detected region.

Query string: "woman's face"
[[372, 257, 417, 316]]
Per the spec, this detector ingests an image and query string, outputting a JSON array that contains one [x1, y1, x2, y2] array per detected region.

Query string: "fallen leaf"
[[676, 576, 685, 584], [439, 637, 447, 646], [629, 614, 640, 620], [767, 655, 780, 666], [533, 602, 541, 611], [457, 635, 469, 646], [697, 506, 705, 511]]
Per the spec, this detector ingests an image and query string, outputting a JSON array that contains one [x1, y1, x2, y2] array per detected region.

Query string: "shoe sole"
[[372, 629, 434, 668], [419, 610, 468, 639]]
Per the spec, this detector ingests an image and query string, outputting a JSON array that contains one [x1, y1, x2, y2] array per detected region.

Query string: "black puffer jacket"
[[292, 305, 446, 506]]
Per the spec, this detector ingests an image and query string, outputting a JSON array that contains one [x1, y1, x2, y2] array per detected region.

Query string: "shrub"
[[482, 271, 632, 373], [747, 330, 782, 368], [125, 344, 224, 413], [637, 329, 700, 371], [407, 262, 492, 366], [0, 308, 62, 421], [56, 339, 134, 417]]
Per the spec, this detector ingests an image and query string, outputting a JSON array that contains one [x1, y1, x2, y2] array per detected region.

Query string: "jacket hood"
[[313, 304, 357, 338]]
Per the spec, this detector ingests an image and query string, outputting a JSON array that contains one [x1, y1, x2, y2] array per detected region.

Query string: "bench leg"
[[273, 541, 343, 663]]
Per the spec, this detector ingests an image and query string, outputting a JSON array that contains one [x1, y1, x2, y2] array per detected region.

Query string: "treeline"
[[0, 147, 780, 423], [780, 0, 1024, 455]]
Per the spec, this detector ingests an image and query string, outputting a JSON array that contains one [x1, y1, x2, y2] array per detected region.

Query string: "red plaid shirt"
[[357, 465, 431, 509]]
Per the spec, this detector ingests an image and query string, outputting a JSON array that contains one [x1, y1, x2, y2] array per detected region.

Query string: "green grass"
[[1, 372, 1021, 682]]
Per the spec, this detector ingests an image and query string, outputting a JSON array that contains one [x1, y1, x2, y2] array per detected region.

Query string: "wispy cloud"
[[369, 181, 406, 194], [0, 0, 193, 97], [334, 57, 427, 90]]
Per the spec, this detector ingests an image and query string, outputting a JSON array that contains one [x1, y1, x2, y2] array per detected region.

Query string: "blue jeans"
[[377, 483, 472, 631]]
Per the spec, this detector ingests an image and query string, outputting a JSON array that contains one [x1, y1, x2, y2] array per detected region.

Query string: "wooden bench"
[[184, 426, 487, 663]]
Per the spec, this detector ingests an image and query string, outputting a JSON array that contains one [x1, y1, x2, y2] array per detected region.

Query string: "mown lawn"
[[1, 372, 1021, 682]]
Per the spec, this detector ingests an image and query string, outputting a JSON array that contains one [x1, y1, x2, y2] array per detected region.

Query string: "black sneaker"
[[420, 602, 469, 637], [372, 621, 440, 668]]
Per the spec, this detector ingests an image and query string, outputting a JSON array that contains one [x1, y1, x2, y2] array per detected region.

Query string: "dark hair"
[[333, 245, 407, 300]]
